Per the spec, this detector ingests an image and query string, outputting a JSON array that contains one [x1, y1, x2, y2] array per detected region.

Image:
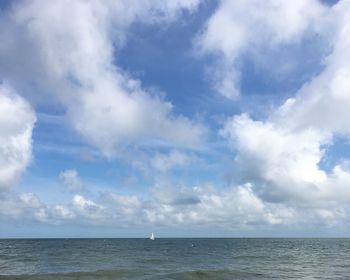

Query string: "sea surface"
[[0, 238, 349, 279]]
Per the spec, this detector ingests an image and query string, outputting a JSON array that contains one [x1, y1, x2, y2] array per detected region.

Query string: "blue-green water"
[[0, 238, 350, 279]]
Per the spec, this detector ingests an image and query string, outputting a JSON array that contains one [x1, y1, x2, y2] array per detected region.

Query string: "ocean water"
[[0, 238, 349, 279]]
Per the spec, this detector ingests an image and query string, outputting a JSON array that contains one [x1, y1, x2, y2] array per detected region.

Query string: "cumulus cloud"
[[219, 1, 350, 221], [197, 0, 328, 98], [144, 184, 276, 226], [59, 169, 83, 192], [0, 84, 36, 189], [221, 114, 329, 203], [273, 2, 350, 135], [0, 179, 346, 229], [71, 194, 105, 222], [0, 0, 205, 157], [0, 184, 274, 227], [18, 183, 346, 228], [34, 195, 103, 225], [35, 205, 76, 224], [19, 192, 42, 208], [0, 192, 42, 218]]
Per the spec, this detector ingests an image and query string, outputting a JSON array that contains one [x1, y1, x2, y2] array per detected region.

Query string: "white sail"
[[150, 232, 155, 240]]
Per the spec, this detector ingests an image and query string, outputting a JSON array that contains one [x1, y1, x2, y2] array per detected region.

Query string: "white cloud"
[[17, 185, 277, 228], [35, 205, 76, 224], [100, 192, 142, 225], [0, 84, 36, 189], [19, 192, 42, 208], [0, 192, 41, 218], [221, 114, 329, 203], [59, 169, 83, 192], [273, 2, 350, 135], [219, 1, 350, 213], [0, 180, 346, 229], [72, 194, 105, 222], [151, 150, 194, 172], [197, 0, 327, 98], [0, 0, 205, 157]]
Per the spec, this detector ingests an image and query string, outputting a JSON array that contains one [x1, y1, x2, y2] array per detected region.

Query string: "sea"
[[0, 238, 349, 279]]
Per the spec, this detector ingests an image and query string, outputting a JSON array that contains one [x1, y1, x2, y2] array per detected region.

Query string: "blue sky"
[[1, 0, 350, 238]]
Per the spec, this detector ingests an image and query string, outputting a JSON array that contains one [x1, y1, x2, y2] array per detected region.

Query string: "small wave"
[[231, 255, 267, 260], [0, 269, 144, 280], [138, 258, 165, 265], [164, 269, 264, 280]]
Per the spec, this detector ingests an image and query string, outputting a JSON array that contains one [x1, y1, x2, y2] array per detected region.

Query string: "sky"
[[1, 0, 350, 238]]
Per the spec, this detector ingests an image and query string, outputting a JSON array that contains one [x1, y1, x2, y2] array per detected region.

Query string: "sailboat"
[[150, 232, 155, 240]]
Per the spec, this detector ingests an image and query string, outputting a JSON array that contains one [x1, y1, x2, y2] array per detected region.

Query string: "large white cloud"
[[220, 1, 350, 218], [0, 0, 205, 157], [197, 0, 328, 99], [274, 1, 350, 135], [0, 84, 36, 189], [221, 114, 329, 203]]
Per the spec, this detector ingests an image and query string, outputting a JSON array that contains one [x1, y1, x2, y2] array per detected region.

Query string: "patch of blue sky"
[[0, 0, 13, 11], [320, 0, 339, 6], [319, 135, 350, 173], [116, 1, 234, 120], [240, 34, 329, 97]]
